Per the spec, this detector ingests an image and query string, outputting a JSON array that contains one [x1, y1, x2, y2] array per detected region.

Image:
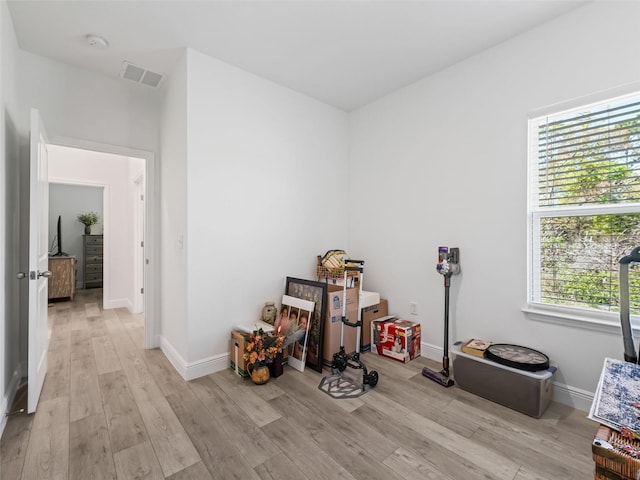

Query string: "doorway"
[[46, 139, 157, 347], [49, 183, 104, 294]]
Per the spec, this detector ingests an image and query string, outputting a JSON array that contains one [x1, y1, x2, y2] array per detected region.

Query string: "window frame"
[[525, 85, 640, 332]]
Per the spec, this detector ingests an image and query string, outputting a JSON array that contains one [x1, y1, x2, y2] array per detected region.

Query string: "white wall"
[[17, 51, 161, 152], [157, 48, 350, 377], [0, 0, 22, 436], [348, 1, 640, 409], [48, 145, 141, 310], [159, 51, 189, 363]]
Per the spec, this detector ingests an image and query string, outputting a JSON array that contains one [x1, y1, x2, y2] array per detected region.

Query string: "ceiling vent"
[[120, 61, 164, 88]]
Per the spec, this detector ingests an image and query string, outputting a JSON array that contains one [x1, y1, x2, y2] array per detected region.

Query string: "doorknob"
[[38, 270, 52, 279], [16, 272, 26, 280]]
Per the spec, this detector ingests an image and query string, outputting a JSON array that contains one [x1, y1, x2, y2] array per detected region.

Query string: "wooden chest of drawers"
[[83, 234, 103, 289], [48, 256, 76, 300]]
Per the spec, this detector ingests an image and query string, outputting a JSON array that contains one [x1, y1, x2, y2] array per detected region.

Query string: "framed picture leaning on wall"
[[278, 294, 315, 372], [285, 277, 327, 373]]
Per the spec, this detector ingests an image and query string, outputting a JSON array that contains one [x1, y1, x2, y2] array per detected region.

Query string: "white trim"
[[0, 365, 23, 438], [420, 340, 443, 363], [103, 297, 134, 312], [132, 176, 144, 314], [528, 81, 640, 119], [533, 203, 640, 217], [50, 136, 152, 162], [551, 382, 593, 413], [159, 336, 228, 381], [523, 303, 640, 335], [159, 336, 187, 378], [184, 354, 229, 381], [422, 340, 594, 412], [48, 136, 159, 349]]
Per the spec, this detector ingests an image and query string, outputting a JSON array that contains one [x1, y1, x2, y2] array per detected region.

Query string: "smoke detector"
[[86, 34, 108, 49], [120, 61, 164, 88]]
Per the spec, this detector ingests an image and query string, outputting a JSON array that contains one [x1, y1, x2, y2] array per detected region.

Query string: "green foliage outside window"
[[535, 97, 640, 314]]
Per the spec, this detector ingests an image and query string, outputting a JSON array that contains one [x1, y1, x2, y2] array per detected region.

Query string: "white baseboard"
[[550, 383, 593, 412], [159, 336, 228, 381], [421, 341, 593, 413], [183, 354, 228, 381], [0, 365, 23, 438], [159, 336, 188, 378], [104, 297, 133, 311], [421, 341, 443, 362]]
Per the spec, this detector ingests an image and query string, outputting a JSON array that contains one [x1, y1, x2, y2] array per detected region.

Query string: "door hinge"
[[140, 288, 144, 294], [140, 241, 144, 247], [140, 194, 144, 201]]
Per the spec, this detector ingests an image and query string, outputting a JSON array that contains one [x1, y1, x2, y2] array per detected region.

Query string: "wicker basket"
[[316, 265, 359, 280], [595, 465, 626, 479], [593, 425, 640, 480]]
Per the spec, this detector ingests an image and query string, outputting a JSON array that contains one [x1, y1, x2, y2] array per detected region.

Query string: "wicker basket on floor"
[[593, 425, 640, 480], [595, 465, 625, 479]]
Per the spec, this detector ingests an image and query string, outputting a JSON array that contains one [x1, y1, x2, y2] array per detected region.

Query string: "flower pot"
[[269, 352, 284, 378], [84, 225, 91, 235], [249, 363, 270, 385]]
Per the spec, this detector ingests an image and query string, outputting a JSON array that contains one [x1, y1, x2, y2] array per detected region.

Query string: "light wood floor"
[[1, 288, 598, 479]]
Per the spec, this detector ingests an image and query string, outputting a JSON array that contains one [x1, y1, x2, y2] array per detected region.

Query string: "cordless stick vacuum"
[[619, 247, 640, 363], [422, 246, 460, 387]]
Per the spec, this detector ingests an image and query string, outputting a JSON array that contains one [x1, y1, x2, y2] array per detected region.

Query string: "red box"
[[371, 317, 421, 363]]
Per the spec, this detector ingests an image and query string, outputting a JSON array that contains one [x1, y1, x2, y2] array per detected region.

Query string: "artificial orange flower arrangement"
[[244, 323, 303, 367], [244, 328, 284, 367]]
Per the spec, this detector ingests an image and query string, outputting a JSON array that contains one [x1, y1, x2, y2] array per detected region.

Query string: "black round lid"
[[484, 344, 550, 372]]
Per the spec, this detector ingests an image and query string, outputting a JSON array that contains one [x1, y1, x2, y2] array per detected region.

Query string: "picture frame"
[[285, 277, 327, 373], [278, 294, 315, 372]]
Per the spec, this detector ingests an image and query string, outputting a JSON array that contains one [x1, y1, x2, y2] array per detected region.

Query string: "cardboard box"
[[361, 299, 388, 352], [452, 343, 554, 418], [371, 317, 421, 363], [360, 291, 380, 309], [322, 284, 359, 366], [230, 330, 250, 377]]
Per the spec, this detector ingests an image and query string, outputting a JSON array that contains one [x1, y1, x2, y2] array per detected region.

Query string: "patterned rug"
[[589, 357, 640, 431]]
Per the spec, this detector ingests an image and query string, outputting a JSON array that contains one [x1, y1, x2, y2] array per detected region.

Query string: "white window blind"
[[529, 92, 640, 315]]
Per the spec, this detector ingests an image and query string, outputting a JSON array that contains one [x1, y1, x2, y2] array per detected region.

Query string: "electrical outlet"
[[410, 302, 418, 315]]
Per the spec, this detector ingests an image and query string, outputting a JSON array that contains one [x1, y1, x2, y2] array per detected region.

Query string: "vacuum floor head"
[[422, 367, 454, 388]]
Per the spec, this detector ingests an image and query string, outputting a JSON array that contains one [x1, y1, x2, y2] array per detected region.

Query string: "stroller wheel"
[[332, 352, 347, 372], [365, 371, 379, 388]]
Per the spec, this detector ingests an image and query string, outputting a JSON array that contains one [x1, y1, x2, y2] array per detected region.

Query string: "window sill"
[[523, 304, 639, 335]]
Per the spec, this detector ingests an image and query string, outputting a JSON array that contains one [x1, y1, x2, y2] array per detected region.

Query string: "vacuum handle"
[[620, 247, 640, 265], [620, 261, 638, 363]]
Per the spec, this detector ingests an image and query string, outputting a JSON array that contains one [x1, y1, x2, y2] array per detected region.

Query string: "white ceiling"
[[7, 0, 587, 111]]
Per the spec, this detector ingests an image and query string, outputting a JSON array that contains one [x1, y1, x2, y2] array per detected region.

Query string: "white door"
[[27, 108, 51, 413]]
